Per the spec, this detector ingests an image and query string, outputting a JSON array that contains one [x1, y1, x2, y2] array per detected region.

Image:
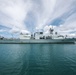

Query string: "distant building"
[[0, 36, 4, 40]]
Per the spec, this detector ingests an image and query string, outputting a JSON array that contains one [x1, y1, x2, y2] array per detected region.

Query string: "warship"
[[0, 28, 75, 44]]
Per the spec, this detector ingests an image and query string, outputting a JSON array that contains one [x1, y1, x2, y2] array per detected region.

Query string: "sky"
[[0, 0, 76, 38]]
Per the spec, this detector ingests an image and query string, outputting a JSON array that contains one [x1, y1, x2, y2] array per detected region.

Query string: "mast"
[[49, 27, 54, 34]]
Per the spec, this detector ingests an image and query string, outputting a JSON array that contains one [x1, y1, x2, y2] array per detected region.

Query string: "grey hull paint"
[[0, 38, 75, 44]]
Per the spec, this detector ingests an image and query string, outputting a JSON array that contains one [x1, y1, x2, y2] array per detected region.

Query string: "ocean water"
[[0, 44, 76, 75]]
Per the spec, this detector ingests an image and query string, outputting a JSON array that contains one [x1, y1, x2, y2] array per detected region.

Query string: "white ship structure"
[[0, 27, 75, 44]]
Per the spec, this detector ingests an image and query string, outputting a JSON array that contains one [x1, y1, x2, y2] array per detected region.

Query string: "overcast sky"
[[0, 0, 76, 38]]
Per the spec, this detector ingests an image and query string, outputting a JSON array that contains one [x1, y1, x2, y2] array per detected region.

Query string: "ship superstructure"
[[19, 27, 65, 40], [0, 27, 75, 44]]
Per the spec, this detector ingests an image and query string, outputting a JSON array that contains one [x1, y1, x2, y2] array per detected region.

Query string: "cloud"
[[46, 0, 76, 37], [0, 0, 56, 33], [0, 0, 32, 33], [52, 11, 76, 35], [48, 0, 76, 23], [0, 29, 6, 32], [34, 0, 56, 29], [0, 0, 76, 37]]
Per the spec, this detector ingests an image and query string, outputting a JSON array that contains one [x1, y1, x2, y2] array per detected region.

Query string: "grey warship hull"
[[0, 38, 75, 44]]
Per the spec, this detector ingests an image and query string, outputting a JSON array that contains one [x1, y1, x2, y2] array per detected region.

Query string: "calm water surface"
[[0, 44, 76, 75]]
